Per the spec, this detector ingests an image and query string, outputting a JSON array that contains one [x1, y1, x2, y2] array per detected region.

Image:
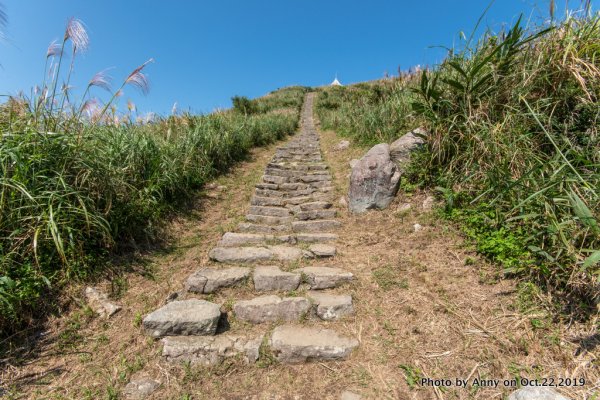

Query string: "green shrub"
[[0, 18, 306, 334], [316, 11, 600, 308]]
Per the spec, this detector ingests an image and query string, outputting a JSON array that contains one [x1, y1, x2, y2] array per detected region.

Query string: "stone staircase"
[[142, 93, 358, 366]]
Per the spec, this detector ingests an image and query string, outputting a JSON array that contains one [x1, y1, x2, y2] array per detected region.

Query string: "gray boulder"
[[508, 387, 570, 400], [389, 128, 427, 165], [348, 143, 400, 213]]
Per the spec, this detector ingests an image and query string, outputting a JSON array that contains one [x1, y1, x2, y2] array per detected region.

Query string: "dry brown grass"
[[2, 124, 598, 400]]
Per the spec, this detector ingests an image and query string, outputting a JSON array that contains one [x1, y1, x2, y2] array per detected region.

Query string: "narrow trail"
[[142, 92, 359, 365]]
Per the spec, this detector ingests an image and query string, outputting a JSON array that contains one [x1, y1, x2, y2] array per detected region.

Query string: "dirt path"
[[2, 95, 597, 400]]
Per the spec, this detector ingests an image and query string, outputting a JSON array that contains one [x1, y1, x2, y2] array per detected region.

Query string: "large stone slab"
[[297, 267, 353, 289], [217, 232, 273, 247], [296, 233, 338, 243], [296, 210, 337, 220], [270, 325, 358, 363], [262, 175, 288, 185], [307, 291, 354, 320], [250, 196, 283, 207], [292, 220, 341, 232], [209, 246, 303, 264], [209, 247, 273, 264], [255, 183, 279, 190], [143, 300, 221, 338], [249, 206, 291, 217], [162, 334, 264, 365], [508, 387, 570, 400], [233, 295, 310, 324], [299, 201, 332, 211], [308, 244, 337, 257], [348, 143, 401, 213], [254, 266, 301, 291], [283, 196, 313, 205], [237, 222, 289, 234], [246, 214, 293, 225], [269, 245, 304, 261], [185, 267, 250, 294]]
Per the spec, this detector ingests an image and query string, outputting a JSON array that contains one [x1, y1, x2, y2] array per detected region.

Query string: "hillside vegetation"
[[316, 12, 599, 311], [0, 17, 309, 332]]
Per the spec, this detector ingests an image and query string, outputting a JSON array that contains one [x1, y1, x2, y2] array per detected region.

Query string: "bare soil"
[[2, 124, 598, 400]]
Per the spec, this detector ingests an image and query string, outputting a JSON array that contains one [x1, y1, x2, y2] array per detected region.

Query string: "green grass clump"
[[316, 9, 599, 310], [0, 17, 308, 334]]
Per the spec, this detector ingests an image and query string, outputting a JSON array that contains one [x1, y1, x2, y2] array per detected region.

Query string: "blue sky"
[[0, 0, 591, 115]]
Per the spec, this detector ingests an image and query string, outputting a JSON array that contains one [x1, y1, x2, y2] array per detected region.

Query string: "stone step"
[[162, 334, 264, 366], [296, 233, 338, 243], [296, 267, 353, 289], [184, 267, 251, 294], [246, 214, 293, 225], [237, 222, 289, 234], [255, 188, 284, 198], [283, 188, 316, 198], [279, 182, 311, 191], [309, 180, 333, 189], [262, 175, 288, 185], [296, 209, 337, 220], [250, 196, 283, 207], [307, 291, 354, 320], [143, 300, 221, 338], [255, 182, 279, 190], [299, 174, 331, 183], [248, 206, 291, 218], [233, 295, 310, 324], [209, 245, 305, 264], [308, 244, 337, 257], [269, 325, 359, 364], [299, 201, 333, 211], [254, 266, 301, 291], [217, 232, 293, 247], [283, 196, 313, 206], [292, 220, 341, 232]]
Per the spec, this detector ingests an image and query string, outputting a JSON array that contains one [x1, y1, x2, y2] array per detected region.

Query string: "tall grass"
[[0, 17, 307, 333], [317, 9, 599, 311]]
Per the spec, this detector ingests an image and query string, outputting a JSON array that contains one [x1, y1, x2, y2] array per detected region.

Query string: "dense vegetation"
[[317, 11, 599, 311], [0, 17, 308, 333]]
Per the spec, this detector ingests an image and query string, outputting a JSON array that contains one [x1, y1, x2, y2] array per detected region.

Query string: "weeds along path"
[[4, 93, 597, 400]]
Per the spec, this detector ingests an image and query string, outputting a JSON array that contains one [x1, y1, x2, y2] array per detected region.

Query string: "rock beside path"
[[348, 143, 401, 213], [84, 287, 121, 318], [269, 325, 358, 363], [123, 375, 160, 399], [143, 300, 221, 338], [508, 387, 571, 400], [123, 375, 160, 400]]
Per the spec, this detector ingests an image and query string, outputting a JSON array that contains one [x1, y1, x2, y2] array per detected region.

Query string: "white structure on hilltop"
[[330, 75, 343, 86]]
